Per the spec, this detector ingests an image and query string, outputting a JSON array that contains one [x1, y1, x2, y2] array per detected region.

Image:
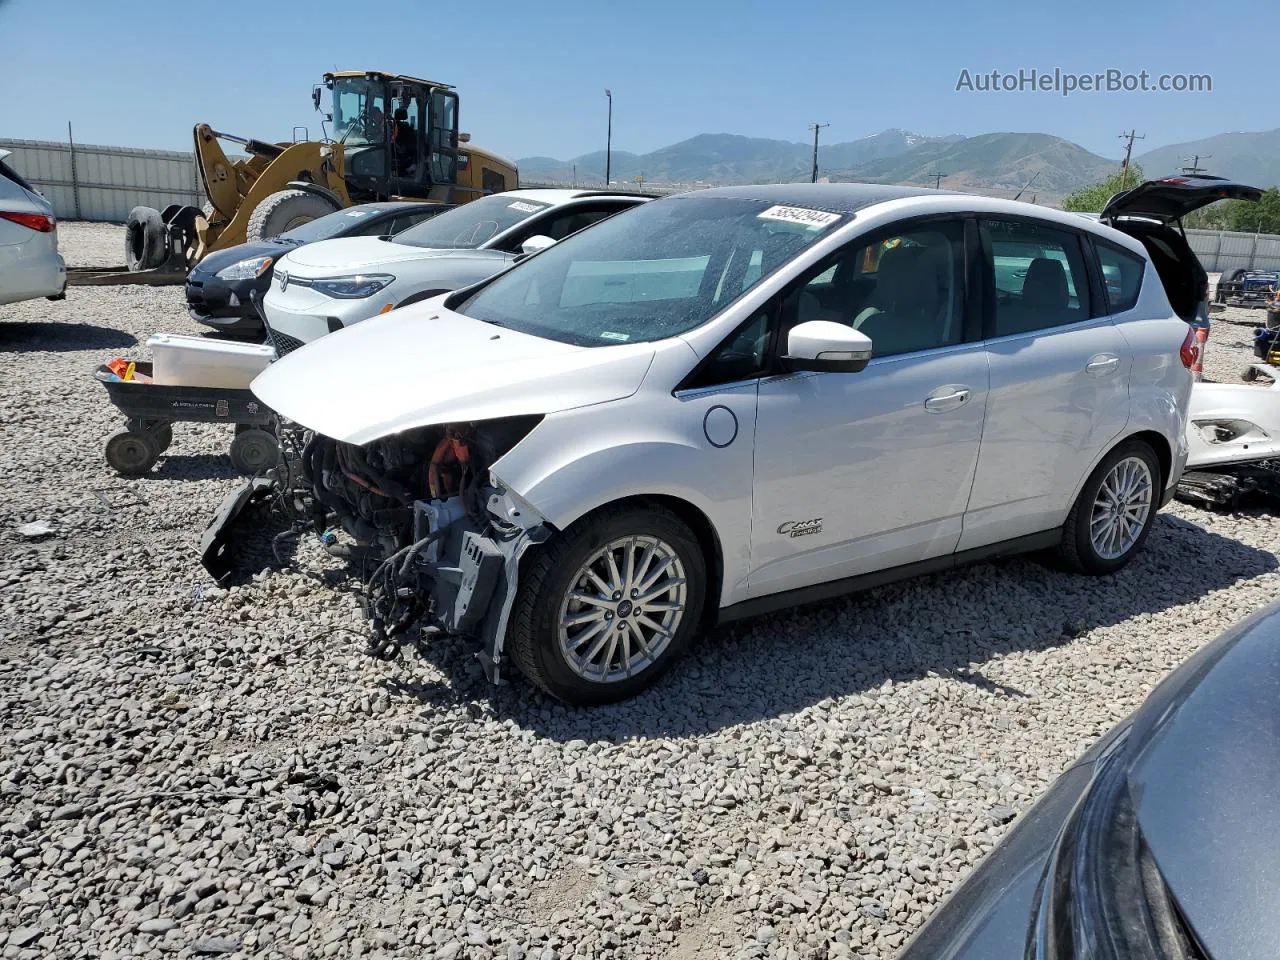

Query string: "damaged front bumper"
[[200, 467, 551, 685], [1177, 361, 1280, 508]]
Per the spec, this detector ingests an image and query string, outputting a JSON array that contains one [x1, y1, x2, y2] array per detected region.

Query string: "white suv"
[[0, 150, 66, 308], [244, 184, 1196, 704]]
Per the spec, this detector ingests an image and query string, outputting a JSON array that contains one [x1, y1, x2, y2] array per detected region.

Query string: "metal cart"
[[94, 361, 280, 476]]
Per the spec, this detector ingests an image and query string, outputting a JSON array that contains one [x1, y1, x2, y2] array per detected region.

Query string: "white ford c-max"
[[241, 183, 1196, 704]]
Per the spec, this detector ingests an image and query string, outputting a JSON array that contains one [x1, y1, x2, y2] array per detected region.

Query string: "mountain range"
[[519, 128, 1280, 201]]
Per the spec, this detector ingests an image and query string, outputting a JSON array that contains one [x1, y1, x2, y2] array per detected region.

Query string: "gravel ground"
[[2, 224, 1279, 960]]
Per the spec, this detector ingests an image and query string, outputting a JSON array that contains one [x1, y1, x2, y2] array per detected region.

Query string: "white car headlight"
[[215, 256, 274, 281], [311, 274, 396, 299]]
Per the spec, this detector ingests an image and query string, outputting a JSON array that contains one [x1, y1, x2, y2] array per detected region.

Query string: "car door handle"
[[1086, 354, 1120, 376], [923, 387, 971, 413]]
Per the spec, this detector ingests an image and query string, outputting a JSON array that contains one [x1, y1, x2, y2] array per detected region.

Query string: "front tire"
[[1057, 440, 1161, 574], [246, 189, 339, 242], [509, 505, 706, 704]]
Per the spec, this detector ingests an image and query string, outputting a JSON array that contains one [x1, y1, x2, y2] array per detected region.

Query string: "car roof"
[[687, 182, 951, 214], [500, 188, 651, 207], [348, 201, 451, 214]]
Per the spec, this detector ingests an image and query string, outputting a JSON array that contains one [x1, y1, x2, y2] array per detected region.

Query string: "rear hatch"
[[1099, 176, 1263, 321], [1100, 175, 1262, 224]]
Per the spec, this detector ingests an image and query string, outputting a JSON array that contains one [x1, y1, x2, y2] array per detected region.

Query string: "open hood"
[[282, 237, 508, 274], [1100, 175, 1263, 223], [250, 304, 655, 445]]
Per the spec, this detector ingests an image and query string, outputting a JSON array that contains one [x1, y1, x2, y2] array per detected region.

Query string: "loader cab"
[[322, 72, 461, 203]]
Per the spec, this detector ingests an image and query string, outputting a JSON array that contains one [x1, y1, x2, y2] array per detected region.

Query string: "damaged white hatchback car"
[[226, 183, 1196, 704]]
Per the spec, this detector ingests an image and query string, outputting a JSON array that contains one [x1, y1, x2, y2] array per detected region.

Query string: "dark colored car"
[[900, 598, 1280, 960], [185, 201, 454, 337]]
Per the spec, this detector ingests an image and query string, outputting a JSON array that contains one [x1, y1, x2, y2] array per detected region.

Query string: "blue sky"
[[1, 0, 1270, 161]]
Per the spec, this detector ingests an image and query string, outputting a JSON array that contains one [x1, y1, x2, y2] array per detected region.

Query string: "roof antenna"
[[1013, 170, 1040, 202]]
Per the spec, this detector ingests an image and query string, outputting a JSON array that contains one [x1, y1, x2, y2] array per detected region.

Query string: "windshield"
[[330, 78, 387, 147], [277, 207, 381, 244], [456, 196, 844, 346], [394, 194, 550, 249]]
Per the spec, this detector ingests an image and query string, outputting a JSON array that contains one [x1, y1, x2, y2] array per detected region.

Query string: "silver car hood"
[[251, 302, 654, 444]]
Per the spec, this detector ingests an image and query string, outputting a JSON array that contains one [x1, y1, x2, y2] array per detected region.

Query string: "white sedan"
[[261, 189, 647, 352], [247, 183, 1197, 704], [0, 150, 66, 308]]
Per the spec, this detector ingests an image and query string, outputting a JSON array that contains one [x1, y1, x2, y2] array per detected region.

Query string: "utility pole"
[[808, 122, 829, 183], [604, 89, 613, 186], [929, 171, 947, 189], [1118, 129, 1145, 189], [1181, 154, 1212, 175]]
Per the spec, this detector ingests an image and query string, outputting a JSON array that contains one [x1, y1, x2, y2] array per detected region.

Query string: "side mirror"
[[312, 85, 322, 112], [519, 235, 556, 256], [782, 320, 872, 373]]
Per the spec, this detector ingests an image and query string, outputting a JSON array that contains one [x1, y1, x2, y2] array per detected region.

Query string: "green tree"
[[1224, 188, 1280, 234], [1062, 164, 1145, 213]]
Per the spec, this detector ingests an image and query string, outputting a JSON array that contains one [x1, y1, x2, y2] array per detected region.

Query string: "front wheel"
[[1057, 441, 1161, 574], [508, 505, 706, 704]]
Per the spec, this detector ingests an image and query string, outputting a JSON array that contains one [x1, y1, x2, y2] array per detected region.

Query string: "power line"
[[1118, 129, 1145, 189], [929, 171, 948, 190], [808, 122, 829, 183], [1181, 154, 1212, 175]]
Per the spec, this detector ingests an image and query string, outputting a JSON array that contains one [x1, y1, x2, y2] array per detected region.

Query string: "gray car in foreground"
[[901, 599, 1280, 959]]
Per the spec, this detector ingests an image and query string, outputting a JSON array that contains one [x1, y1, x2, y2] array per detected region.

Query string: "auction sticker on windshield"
[[758, 205, 841, 229], [508, 201, 543, 214]]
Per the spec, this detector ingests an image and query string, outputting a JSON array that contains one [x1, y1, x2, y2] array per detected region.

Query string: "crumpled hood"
[[251, 303, 655, 444], [282, 237, 509, 273]]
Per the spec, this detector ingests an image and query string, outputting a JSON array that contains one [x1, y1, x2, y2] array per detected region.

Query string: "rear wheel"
[[124, 206, 166, 271], [246, 189, 339, 242], [509, 505, 706, 704], [105, 430, 159, 476], [1057, 440, 1161, 574]]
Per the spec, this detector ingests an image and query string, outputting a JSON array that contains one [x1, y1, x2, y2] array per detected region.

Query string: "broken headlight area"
[[204, 415, 547, 682]]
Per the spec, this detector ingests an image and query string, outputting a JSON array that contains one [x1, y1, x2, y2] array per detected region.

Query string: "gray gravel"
[[2, 223, 1279, 959]]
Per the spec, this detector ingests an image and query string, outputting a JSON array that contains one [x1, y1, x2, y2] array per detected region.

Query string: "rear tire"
[[508, 505, 706, 705], [105, 430, 159, 476], [124, 206, 166, 271], [1057, 440, 1161, 575], [246, 189, 339, 242]]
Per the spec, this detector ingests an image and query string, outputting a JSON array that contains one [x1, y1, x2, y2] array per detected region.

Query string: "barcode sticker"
[[758, 205, 841, 229]]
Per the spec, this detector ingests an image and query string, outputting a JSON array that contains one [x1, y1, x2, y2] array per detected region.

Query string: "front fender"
[[490, 383, 759, 607]]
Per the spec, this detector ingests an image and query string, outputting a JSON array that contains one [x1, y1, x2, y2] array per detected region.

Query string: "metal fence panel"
[[1186, 228, 1280, 274], [0, 137, 201, 223]]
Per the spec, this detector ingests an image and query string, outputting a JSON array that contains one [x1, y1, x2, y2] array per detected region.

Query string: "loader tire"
[[124, 206, 167, 272], [246, 189, 339, 242]]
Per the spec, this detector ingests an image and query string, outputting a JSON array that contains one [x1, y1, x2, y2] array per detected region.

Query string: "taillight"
[[0, 211, 55, 233], [1180, 326, 1199, 369]]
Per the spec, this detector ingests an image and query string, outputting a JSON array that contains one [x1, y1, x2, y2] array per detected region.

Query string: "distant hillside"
[[1137, 129, 1280, 187], [518, 129, 953, 186], [518, 129, 1116, 199], [844, 133, 1117, 198]]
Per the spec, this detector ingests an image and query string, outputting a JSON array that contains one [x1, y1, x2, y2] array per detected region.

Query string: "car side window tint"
[[982, 219, 1091, 336], [683, 310, 772, 389], [787, 220, 965, 359], [353, 215, 395, 237], [503, 203, 632, 252], [1095, 242, 1145, 314]]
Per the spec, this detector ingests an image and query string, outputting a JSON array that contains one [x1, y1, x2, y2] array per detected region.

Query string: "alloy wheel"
[[556, 535, 688, 684]]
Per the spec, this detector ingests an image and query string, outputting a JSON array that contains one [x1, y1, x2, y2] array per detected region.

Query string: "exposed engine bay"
[[202, 416, 549, 682]]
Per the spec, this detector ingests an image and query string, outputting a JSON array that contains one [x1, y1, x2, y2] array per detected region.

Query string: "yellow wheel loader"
[[120, 71, 517, 277]]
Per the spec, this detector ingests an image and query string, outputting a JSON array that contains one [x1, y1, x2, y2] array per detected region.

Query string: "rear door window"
[[982, 219, 1091, 336], [1095, 242, 1145, 314]]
